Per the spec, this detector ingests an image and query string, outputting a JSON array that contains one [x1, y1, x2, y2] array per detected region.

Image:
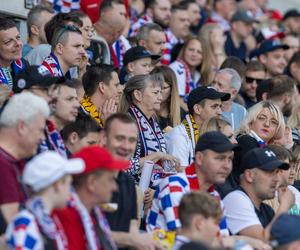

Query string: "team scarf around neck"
[[69, 191, 117, 250], [249, 130, 266, 148], [80, 95, 103, 127], [129, 105, 167, 156], [182, 114, 199, 149], [27, 197, 68, 250], [0, 59, 25, 86], [42, 52, 64, 77]]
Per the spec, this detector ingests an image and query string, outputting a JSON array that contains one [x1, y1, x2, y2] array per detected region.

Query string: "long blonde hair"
[[199, 117, 231, 135], [287, 100, 300, 129]]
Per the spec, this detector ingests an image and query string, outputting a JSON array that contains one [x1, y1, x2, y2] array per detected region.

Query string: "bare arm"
[[0, 203, 19, 225]]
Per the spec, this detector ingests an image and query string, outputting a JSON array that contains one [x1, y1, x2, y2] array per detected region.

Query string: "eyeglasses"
[[245, 76, 264, 85], [52, 25, 82, 46]]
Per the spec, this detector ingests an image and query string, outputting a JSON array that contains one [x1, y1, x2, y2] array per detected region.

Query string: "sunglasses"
[[245, 76, 264, 85]]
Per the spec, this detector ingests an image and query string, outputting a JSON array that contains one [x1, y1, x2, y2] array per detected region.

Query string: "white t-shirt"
[[223, 190, 262, 235]]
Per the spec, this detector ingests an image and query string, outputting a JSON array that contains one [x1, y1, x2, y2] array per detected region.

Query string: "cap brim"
[[257, 44, 290, 57], [65, 158, 85, 175], [260, 160, 290, 171], [212, 143, 241, 153]]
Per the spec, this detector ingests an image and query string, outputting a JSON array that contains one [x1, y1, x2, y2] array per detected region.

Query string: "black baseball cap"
[[13, 66, 62, 93], [271, 214, 300, 247], [123, 46, 161, 66], [239, 147, 290, 174], [187, 86, 230, 113], [195, 131, 240, 153], [231, 10, 256, 23], [283, 9, 300, 21]]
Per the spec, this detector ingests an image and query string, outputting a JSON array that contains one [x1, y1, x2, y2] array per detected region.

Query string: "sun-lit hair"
[[287, 100, 300, 129]]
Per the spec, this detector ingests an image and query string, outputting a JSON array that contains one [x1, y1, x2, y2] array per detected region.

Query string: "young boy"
[[5, 151, 84, 250]]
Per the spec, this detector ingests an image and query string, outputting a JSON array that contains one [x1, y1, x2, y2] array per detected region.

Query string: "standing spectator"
[[22, 6, 54, 57], [80, 65, 122, 128], [224, 10, 255, 61], [241, 61, 266, 109], [212, 68, 247, 131], [166, 86, 230, 168], [147, 131, 239, 234], [136, 23, 166, 58], [0, 92, 49, 232], [40, 25, 85, 78], [0, 18, 27, 88], [53, 146, 128, 250], [224, 147, 294, 240], [5, 151, 84, 250]]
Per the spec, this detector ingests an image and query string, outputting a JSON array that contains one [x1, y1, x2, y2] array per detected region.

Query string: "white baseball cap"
[[23, 151, 85, 192]]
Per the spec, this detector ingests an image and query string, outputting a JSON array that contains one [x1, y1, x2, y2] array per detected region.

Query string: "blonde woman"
[[288, 100, 300, 144]]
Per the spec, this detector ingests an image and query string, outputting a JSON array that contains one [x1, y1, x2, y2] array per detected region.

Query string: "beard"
[[282, 102, 292, 117], [153, 16, 169, 29]]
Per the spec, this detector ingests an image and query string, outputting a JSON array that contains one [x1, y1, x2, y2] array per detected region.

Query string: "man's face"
[[38, 11, 54, 44], [283, 35, 300, 62], [0, 27, 22, 65], [242, 70, 265, 100], [212, 72, 233, 98], [151, 0, 172, 28], [55, 85, 80, 125], [198, 99, 223, 121], [103, 71, 123, 105], [60, 32, 85, 68], [170, 10, 190, 39], [196, 150, 233, 185], [187, 3, 201, 27], [217, 0, 237, 20], [93, 170, 118, 203], [260, 49, 287, 77], [144, 30, 166, 56], [285, 17, 300, 35], [233, 21, 253, 40], [282, 85, 299, 117], [251, 168, 280, 200], [105, 119, 138, 160]]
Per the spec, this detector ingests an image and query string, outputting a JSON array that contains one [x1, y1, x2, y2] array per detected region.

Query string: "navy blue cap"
[[195, 131, 240, 153], [123, 46, 161, 66], [254, 40, 289, 57], [271, 214, 300, 247], [240, 147, 290, 173], [231, 10, 256, 23]]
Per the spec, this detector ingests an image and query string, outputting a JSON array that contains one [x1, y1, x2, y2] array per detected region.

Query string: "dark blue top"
[[224, 32, 247, 61]]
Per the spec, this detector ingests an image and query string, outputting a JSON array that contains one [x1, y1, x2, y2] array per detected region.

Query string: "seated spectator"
[[80, 64, 122, 128], [151, 66, 182, 132], [166, 86, 230, 167], [0, 92, 50, 232], [185, 0, 201, 35], [285, 51, 300, 91], [40, 25, 85, 78], [173, 191, 222, 250], [0, 18, 27, 88], [53, 146, 128, 250], [223, 147, 294, 240], [288, 100, 300, 144], [225, 10, 255, 61], [270, 213, 300, 250], [22, 5, 54, 57], [241, 61, 266, 109], [61, 113, 101, 155], [282, 34, 300, 63], [147, 131, 239, 234], [282, 9, 300, 36], [5, 151, 84, 249], [119, 74, 179, 184], [212, 68, 247, 131]]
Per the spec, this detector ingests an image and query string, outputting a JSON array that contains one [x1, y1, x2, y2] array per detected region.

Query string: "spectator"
[[286, 51, 300, 91], [282, 34, 300, 63], [209, 0, 237, 32], [0, 92, 49, 231], [220, 56, 246, 80], [147, 131, 239, 234], [241, 61, 266, 109], [151, 66, 182, 132], [184, 0, 201, 35], [212, 68, 247, 131], [81, 64, 122, 128], [5, 151, 84, 250], [287, 100, 300, 144], [22, 5, 54, 57], [61, 113, 101, 155], [136, 23, 166, 57], [166, 86, 230, 168], [119, 74, 179, 184], [224, 10, 255, 61], [53, 146, 128, 250], [40, 25, 85, 78], [224, 147, 294, 240], [173, 191, 222, 250], [266, 75, 298, 118], [256, 40, 289, 78], [282, 9, 300, 36], [0, 18, 27, 88]]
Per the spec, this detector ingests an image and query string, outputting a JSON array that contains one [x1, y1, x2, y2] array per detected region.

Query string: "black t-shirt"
[[105, 171, 137, 232]]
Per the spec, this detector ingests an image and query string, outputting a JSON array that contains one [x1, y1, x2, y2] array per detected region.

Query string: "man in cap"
[[270, 213, 300, 250], [225, 10, 256, 61], [53, 146, 129, 250], [223, 147, 295, 240], [147, 131, 239, 234], [5, 151, 84, 249], [256, 40, 289, 78], [166, 86, 230, 168]]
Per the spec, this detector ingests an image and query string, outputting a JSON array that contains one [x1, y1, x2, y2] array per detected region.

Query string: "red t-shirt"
[[0, 148, 25, 204]]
